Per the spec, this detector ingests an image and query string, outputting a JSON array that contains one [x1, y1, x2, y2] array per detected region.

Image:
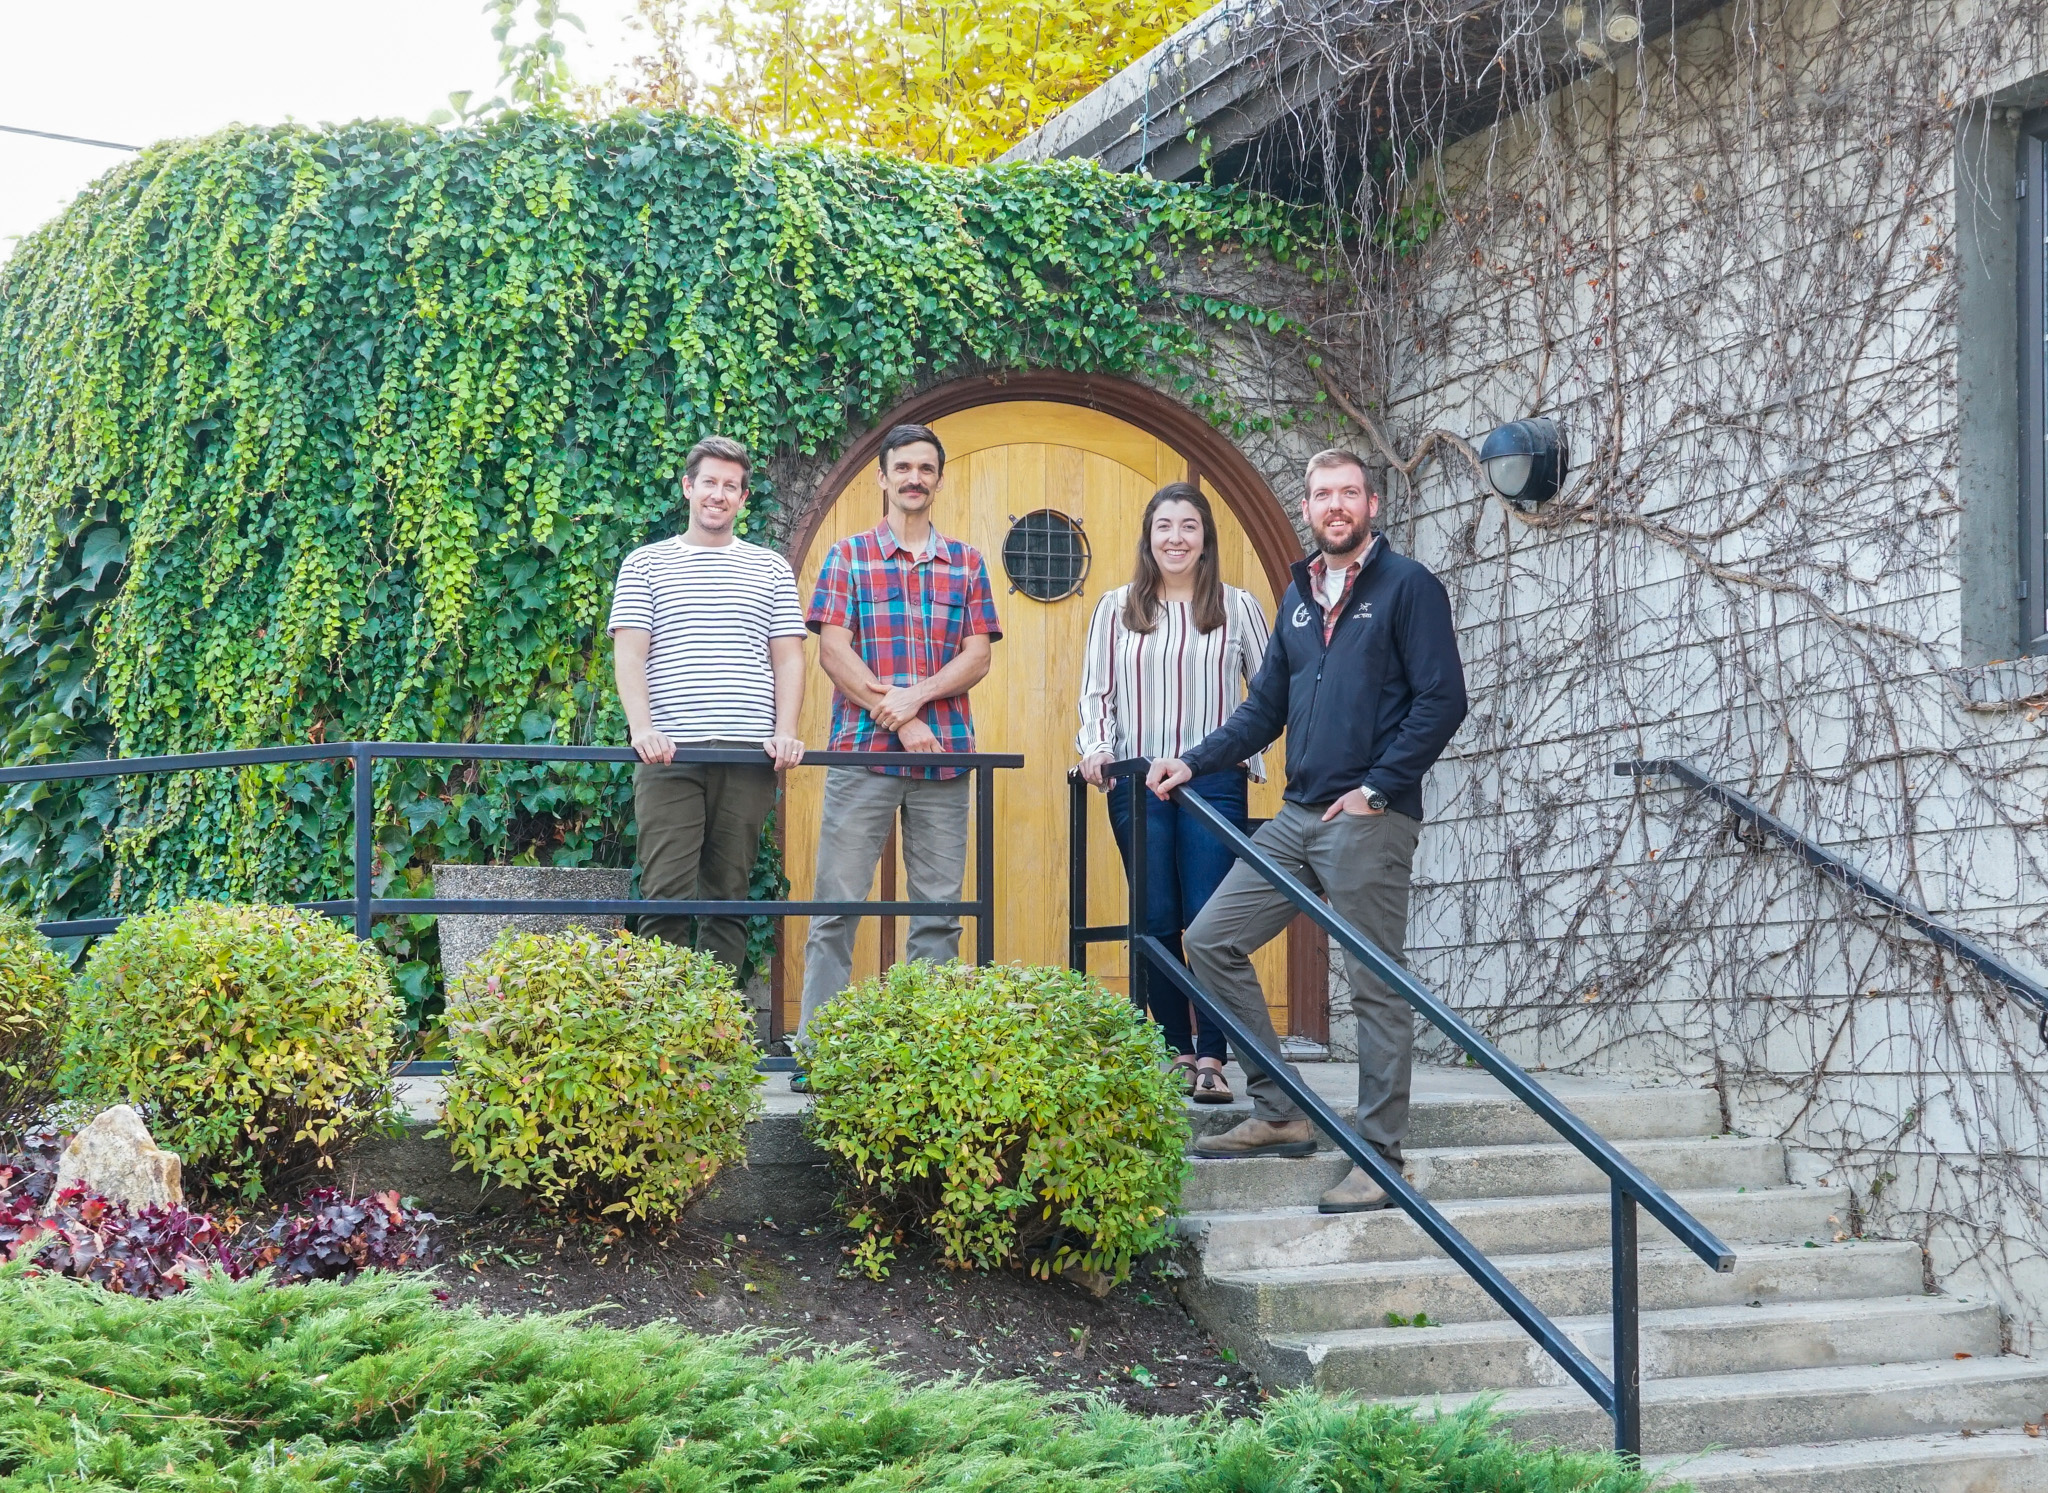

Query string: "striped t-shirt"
[[606, 537, 806, 742], [1076, 584, 1272, 780]]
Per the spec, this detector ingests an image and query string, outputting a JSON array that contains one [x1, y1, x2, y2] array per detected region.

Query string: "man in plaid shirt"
[[799, 423, 1002, 1041]]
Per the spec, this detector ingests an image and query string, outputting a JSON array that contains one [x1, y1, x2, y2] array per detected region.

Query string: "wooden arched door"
[[775, 398, 1315, 1039]]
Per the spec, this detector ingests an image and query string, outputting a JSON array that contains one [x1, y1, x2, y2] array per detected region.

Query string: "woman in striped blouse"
[[1078, 482, 1271, 1103]]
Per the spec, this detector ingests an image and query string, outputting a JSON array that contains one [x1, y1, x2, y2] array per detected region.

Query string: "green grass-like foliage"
[[805, 961, 1190, 1281], [439, 928, 762, 1219], [0, 112, 1303, 933], [0, 912, 66, 1138], [67, 902, 403, 1198], [0, 1269, 1673, 1493]]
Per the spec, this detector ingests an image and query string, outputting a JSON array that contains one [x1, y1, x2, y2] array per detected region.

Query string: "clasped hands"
[[873, 684, 941, 752]]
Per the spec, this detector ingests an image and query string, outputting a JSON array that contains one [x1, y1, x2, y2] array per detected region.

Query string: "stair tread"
[[1269, 1294, 1991, 1352], [1651, 1429, 2048, 1484], [1428, 1354, 2048, 1412], [1189, 1133, 1771, 1165], [1206, 1236, 1907, 1287], [1187, 1181, 1834, 1227]]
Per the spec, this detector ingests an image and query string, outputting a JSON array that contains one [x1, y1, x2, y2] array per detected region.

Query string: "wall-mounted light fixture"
[[1478, 418, 1570, 509]]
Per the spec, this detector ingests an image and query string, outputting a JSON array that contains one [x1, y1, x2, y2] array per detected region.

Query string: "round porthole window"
[[1001, 509, 1091, 602]]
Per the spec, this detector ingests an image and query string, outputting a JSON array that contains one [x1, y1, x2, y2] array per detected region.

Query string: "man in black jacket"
[[1146, 449, 1467, 1213]]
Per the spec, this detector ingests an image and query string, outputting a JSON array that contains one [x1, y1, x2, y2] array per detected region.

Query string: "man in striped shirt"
[[609, 435, 806, 975]]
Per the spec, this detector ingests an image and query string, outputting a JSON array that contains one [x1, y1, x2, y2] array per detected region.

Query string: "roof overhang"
[[1001, 0, 1728, 197]]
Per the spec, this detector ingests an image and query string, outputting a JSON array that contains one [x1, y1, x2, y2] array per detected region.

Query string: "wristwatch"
[[1362, 786, 1389, 812]]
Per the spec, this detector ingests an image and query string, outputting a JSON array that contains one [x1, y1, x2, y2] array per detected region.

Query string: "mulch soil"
[[436, 1208, 1264, 1418]]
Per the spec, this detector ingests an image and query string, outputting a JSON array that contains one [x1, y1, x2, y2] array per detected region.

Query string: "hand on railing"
[[630, 728, 677, 764], [1144, 755, 1191, 799]]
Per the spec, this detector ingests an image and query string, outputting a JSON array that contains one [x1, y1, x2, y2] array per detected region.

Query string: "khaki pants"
[[632, 748, 778, 974], [800, 767, 971, 1034], [1182, 802, 1423, 1162]]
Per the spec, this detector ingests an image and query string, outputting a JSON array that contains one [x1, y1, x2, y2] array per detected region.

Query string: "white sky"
[[1, 0, 648, 258]]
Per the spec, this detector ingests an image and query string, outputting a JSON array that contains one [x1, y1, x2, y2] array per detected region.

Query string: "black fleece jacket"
[[1181, 537, 1467, 819]]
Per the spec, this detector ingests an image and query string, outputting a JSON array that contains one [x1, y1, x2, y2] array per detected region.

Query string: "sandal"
[[1167, 1054, 1199, 1095], [1191, 1059, 1234, 1105]]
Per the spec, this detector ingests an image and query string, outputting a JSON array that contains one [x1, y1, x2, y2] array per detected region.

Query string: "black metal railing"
[[1621, 758, 2048, 1033], [3, 741, 1023, 1070], [1069, 762, 1734, 1457]]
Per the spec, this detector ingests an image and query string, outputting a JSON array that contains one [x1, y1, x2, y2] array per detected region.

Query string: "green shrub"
[[438, 928, 761, 1220], [0, 912, 67, 1138], [68, 902, 404, 1198], [804, 960, 1190, 1282], [0, 1270, 1670, 1493]]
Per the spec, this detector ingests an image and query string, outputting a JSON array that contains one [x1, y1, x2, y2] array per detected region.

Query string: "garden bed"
[[0, 1269, 1666, 1493], [437, 1207, 1264, 1418]]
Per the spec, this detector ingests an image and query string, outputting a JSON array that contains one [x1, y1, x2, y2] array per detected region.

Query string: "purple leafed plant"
[[250, 1188, 440, 1283], [1, 1182, 247, 1300], [0, 1124, 62, 1212], [2, 1132, 439, 1298]]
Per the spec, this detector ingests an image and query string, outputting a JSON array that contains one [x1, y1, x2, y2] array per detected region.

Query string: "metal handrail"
[[1621, 758, 2048, 1029], [5, 742, 1024, 1069], [1071, 760, 1734, 1456]]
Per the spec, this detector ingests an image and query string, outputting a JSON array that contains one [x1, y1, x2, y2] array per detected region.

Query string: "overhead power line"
[[0, 123, 141, 152]]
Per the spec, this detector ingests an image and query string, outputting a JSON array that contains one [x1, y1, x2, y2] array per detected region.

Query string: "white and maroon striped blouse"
[[1076, 584, 1271, 781]]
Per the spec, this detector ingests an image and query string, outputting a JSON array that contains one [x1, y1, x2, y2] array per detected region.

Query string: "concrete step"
[[1425, 1356, 2048, 1455], [1263, 1295, 2001, 1394], [1181, 1184, 1844, 1273], [1652, 1430, 2048, 1492], [1187, 1239, 1922, 1340], [1179, 1135, 1786, 1213], [1184, 1080, 1722, 1151]]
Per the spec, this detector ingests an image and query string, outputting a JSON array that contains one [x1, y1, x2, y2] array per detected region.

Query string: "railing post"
[[974, 763, 996, 966], [1068, 772, 1088, 973], [1611, 1179, 1642, 1459], [1127, 769, 1148, 1011], [352, 743, 373, 942]]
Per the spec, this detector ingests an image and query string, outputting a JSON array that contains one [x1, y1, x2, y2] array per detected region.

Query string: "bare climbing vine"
[[1229, 0, 2048, 1328]]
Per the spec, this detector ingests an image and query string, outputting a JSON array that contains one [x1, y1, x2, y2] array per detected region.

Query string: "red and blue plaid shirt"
[[807, 522, 1003, 778]]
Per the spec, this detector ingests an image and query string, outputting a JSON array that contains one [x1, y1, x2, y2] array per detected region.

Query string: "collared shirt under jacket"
[[1180, 535, 1468, 819]]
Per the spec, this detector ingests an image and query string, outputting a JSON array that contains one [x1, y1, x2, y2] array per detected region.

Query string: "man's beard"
[[1313, 520, 1367, 556]]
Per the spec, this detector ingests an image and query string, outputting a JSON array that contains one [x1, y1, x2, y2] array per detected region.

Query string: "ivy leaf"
[[75, 529, 127, 590]]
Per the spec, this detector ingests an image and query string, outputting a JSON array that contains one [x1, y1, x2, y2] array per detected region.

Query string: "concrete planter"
[[433, 863, 632, 989]]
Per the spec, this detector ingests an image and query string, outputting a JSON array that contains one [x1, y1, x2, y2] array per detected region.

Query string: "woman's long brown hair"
[[1123, 482, 1227, 634]]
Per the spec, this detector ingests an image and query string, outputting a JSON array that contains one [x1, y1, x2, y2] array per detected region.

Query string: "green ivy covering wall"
[[0, 111, 1300, 1007]]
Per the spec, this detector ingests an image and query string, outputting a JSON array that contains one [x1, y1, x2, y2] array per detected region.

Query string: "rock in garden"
[[51, 1106, 182, 1211]]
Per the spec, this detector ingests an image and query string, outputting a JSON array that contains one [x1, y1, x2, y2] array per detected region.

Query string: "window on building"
[[2022, 109, 2048, 651]]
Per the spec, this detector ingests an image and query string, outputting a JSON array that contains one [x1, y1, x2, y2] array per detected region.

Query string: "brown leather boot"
[[1193, 1117, 1317, 1159], [1318, 1163, 1411, 1214]]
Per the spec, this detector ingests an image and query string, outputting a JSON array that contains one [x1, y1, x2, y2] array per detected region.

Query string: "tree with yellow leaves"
[[613, 0, 1210, 164]]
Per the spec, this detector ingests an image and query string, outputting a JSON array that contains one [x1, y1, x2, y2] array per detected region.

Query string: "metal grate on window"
[[1000, 509, 1091, 602]]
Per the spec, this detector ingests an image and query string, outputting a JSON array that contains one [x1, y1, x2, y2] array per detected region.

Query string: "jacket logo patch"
[[1292, 603, 1312, 629], [1353, 601, 1373, 621]]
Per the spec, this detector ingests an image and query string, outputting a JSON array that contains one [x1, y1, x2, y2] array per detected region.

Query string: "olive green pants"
[[633, 750, 777, 974], [1184, 802, 1422, 1162]]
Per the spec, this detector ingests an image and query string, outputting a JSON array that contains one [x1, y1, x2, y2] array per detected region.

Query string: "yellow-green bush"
[[0, 912, 68, 1137], [804, 961, 1190, 1282], [68, 902, 404, 1197], [438, 929, 761, 1220]]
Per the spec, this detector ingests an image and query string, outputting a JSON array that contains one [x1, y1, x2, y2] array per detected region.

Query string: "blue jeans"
[[1104, 767, 1249, 1063]]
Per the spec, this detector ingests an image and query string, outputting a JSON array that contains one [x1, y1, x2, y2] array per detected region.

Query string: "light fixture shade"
[[1478, 418, 1569, 508]]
